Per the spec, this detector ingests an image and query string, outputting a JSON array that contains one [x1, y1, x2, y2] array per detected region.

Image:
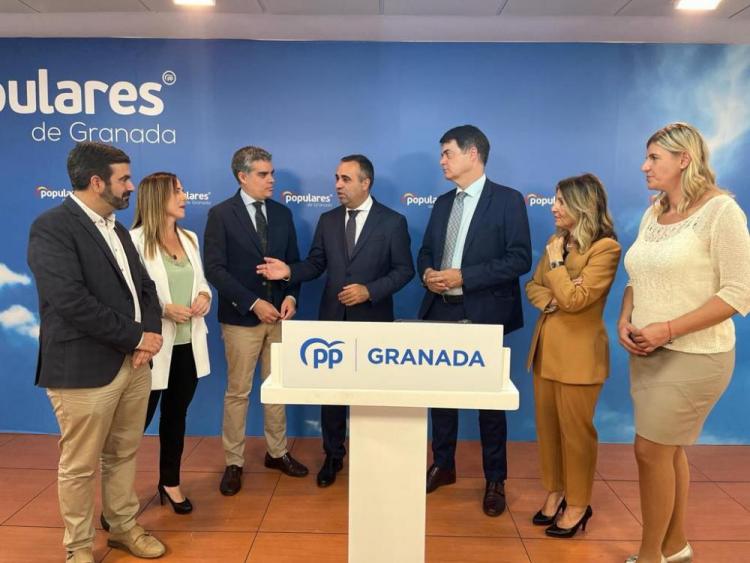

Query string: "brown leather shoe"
[[426, 463, 456, 494], [264, 452, 309, 477], [220, 465, 243, 496], [66, 548, 94, 563], [483, 481, 506, 517], [107, 524, 166, 558]]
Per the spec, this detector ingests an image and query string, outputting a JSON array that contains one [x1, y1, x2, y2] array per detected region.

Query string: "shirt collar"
[[70, 193, 116, 226], [456, 174, 486, 198], [239, 188, 264, 208], [348, 195, 373, 213]]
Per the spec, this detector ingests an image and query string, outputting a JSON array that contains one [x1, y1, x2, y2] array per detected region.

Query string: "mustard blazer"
[[525, 236, 621, 385]]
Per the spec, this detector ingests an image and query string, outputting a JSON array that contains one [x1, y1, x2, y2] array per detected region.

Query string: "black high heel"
[[158, 484, 193, 514], [545, 505, 592, 538], [532, 497, 567, 526]]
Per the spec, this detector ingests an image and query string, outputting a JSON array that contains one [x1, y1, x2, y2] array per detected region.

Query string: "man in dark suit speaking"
[[418, 125, 532, 517], [204, 146, 309, 498], [27, 142, 166, 562], [258, 154, 415, 487]]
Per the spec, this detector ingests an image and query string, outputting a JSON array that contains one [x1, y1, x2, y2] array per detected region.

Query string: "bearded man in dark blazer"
[[28, 142, 166, 562]]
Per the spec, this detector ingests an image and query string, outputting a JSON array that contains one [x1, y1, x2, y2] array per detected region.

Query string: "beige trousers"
[[533, 375, 602, 507], [47, 357, 151, 551], [221, 322, 287, 466]]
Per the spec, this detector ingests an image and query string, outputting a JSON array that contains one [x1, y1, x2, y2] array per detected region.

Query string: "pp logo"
[[300, 338, 344, 369]]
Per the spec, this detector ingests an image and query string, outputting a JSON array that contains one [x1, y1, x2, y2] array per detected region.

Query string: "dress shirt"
[[444, 174, 485, 296], [239, 189, 267, 230], [70, 194, 141, 323], [343, 195, 373, 246], [238, 188, 295, 310]]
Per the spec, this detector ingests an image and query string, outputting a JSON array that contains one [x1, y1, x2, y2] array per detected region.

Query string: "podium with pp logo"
[[261, 320, 519, 563]]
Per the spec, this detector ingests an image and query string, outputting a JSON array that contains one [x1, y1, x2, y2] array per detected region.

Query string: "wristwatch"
[[550, 260, 564, 269]]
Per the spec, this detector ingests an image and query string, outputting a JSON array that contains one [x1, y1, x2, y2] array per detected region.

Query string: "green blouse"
[[161, 250, 194, 345]]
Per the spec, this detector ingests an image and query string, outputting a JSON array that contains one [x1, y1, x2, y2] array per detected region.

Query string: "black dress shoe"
[[532, 498, 567, 526], [264, 452, 309, 477], [425, 463, 456, 494], [220, 464, 243, 496], [545, 505, 593, 538], [483, 481, 506, 517], [158, 484, 193, 514], [316, 456, 344, 488]]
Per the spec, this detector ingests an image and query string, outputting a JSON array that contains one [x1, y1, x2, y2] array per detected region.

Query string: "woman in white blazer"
[[130, 172, 211, 515]]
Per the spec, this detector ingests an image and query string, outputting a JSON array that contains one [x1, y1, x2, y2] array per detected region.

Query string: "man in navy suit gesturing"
[[418, 125, 532, 517], [204, 146, 309, 497], [258, 154, 415, 487]]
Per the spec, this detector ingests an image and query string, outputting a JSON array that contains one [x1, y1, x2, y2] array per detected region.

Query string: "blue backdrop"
[[1, 39, 748, 444]]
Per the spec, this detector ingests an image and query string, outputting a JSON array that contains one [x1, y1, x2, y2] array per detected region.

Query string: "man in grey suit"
[[28, 142, 166, 562]]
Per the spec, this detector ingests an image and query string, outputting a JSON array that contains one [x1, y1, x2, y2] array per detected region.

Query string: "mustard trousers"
[[533, 375, 602, 506]]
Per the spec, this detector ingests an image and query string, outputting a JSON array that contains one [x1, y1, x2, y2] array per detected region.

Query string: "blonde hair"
[[647, 122, 723, 216], [555, 173, 617, 254], [132, 172, 195, 260]]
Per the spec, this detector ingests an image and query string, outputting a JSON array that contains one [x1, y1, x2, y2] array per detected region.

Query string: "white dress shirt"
[[444, 174, 486, 296], [345, 194, 373, 245]]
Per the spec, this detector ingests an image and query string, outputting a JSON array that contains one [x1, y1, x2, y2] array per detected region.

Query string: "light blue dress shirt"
[[445, 174, 485, 295]]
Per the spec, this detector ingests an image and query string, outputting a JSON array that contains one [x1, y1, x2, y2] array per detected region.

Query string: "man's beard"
[[101, 182, 130, 210]]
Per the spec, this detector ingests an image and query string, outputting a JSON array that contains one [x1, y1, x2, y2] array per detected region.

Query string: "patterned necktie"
[[441, 191, 467, 270], [252, 201, 268, 253], [346, 209, 360, 259]]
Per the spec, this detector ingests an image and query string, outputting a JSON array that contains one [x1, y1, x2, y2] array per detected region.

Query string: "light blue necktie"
[[440, 191, 467, 270]]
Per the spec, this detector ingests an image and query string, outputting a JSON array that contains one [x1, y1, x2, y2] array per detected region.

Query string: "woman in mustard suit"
[[525, 173, 620, 538]]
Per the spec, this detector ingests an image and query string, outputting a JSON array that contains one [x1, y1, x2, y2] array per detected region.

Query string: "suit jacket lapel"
[[64, 198, 128, 287], [462, 179, 492, 260], [230, 191, 264, 255], [350, 200, 382, 261]]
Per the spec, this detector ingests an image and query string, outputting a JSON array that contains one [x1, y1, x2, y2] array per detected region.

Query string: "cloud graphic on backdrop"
[[644, 45, 750, 174], [0, 304, 39, 338], [0, 263, 31, 288]]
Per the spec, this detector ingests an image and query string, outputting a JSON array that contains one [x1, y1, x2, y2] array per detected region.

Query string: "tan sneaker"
[[66, 548, 94, 563], [107, 524, 166, 559]]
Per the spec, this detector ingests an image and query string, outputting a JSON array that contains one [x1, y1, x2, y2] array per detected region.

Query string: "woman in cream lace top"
[[620, 123, 750, 563]]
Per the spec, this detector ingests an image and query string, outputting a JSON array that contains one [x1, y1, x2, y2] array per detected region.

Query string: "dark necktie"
[[252, 201, 268, 254], [346, 209, 360, 259]]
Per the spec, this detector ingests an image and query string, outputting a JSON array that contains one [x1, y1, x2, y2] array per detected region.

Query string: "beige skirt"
[[630, 347, 734, 445]]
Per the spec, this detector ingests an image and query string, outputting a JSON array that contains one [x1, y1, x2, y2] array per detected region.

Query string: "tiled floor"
[[0, 435, 748, 562]]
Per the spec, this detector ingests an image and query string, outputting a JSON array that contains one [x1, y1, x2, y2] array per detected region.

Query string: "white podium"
[[261, 320, 519, 563]]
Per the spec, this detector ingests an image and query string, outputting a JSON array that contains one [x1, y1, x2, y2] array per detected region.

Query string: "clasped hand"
[[424, 268, 462, 294], [618, 320, 671, 356], [132, 331, 163, 369]]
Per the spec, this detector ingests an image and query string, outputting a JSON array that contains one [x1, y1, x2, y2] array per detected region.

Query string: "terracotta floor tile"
[[0, 433, 18, 447], [508, 479, 641, 541], [6, 471, 158, 528], [0, 468, 57, 524], [523, 538, 640, 563], [687, 445, 750, 481], [137, 471, 277, 532], [426, 477, 518, 538], [182, 436, 307, 474], [261, 474, 348, 534], [136, 435, 202, 473], [0, 525, 110, 563], [0, 433, 60, 469], [289, 437, 349, 475], [716, 482, 750, 512], [247, 532, 347, 563], [608, 480, 750, 539], [508, 442, 543, 480], [689, 541, 750, 562], [101, 530, 255, 562], [427, 536, 530, 562]]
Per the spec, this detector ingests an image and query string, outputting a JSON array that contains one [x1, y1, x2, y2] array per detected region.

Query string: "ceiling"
[[0, 0, 748, 42]]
